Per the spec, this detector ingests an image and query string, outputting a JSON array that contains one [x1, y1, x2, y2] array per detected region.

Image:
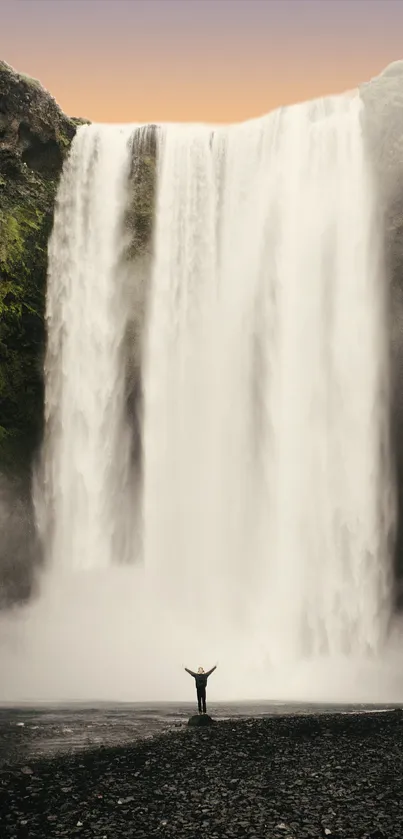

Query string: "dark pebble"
[[0, 711, 402, 838]]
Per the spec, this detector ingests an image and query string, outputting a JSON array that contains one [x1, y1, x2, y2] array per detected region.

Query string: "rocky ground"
[[0, 710, 402, 839]]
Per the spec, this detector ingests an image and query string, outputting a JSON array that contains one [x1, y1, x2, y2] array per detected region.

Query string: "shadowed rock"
[[361, 61, 403, 594], [188, 714, 215, 727], [0, 59, 81, 473], [0, 61, 84, 604]]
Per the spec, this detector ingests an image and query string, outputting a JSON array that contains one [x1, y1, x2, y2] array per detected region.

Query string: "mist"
[[1, 564, 403, 704]]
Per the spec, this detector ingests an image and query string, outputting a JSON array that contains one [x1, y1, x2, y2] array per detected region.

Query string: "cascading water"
[[36, 124, 137, 572], [0, 91, 397, 702], [143, 94, 394, 676]]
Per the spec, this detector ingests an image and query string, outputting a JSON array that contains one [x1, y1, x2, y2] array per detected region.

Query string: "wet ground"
[[0, 700, 400, 766]]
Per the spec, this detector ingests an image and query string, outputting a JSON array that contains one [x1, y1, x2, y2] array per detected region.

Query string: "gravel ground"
[[0, 710, 402, 839]]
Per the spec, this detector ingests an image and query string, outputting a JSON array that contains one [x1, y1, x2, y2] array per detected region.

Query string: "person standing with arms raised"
[[184, 663, 218, 715]]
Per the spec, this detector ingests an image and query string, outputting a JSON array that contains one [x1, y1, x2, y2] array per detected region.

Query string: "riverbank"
[[1, 710, 402, 838]]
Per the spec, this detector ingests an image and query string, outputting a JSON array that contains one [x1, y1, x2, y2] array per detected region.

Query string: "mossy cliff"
[[0, 60, 85, 473]]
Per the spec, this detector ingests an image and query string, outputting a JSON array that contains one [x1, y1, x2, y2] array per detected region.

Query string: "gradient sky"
[[1, 0, 402, 123]]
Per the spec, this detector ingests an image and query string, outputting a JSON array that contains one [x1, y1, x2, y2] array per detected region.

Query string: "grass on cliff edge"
[[0, 203, 51, 471]]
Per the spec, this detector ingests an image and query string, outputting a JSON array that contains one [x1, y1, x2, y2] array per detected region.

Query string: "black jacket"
[[185, 666, 216, 689]]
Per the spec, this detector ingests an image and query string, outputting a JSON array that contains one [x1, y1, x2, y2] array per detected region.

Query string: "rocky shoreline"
[[1, 710, 402, 838]]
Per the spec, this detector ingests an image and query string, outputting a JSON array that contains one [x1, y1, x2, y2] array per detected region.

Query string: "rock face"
[[122, 126, 157, 454], [361, 61, 403, 591], [0, 61, 84, 605], [0, 60, 81, 472]]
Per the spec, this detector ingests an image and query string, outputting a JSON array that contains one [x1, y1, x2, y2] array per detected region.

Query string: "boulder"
[[187, 714, 215, 727]]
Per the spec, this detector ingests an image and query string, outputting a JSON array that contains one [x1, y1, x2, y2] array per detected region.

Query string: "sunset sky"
[[1, 0, 402, 124]]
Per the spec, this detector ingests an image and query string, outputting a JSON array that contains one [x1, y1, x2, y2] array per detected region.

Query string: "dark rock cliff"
[[361, 61, 403, 596], [0, 60, 83, 473], [0, 61, 85, 605]]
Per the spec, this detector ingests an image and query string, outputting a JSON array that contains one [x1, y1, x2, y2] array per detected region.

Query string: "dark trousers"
[[197, 687, 206, 713]]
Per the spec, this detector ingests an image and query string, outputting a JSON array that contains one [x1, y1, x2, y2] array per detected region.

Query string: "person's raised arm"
[[184, 667, 197, 677], [205, 663, 218, 678]]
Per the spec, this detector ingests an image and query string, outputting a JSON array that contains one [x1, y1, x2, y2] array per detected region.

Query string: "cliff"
[[361, 62, 403, 591], [0, 60, 85, 472]]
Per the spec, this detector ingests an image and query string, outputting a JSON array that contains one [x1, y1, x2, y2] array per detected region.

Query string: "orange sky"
[[2, 0, 402, 123]]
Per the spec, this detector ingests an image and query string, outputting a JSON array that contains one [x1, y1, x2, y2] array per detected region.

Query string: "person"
[[184, 663, 218, 715]]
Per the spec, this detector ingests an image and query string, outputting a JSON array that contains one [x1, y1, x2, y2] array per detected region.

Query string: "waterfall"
[[19, 90, 395, 701], [142, 94, 393, 665], [36, 124, 137, 571]]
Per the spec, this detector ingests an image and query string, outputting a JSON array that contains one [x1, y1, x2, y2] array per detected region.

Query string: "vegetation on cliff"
[[0, 60, 80, 472]]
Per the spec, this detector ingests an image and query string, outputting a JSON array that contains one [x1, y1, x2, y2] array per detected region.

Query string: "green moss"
[[0, 202, 51, 472], [57, 126, 74, 149], [0, 214, 25, 271], [0, 206, 46, 283]]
